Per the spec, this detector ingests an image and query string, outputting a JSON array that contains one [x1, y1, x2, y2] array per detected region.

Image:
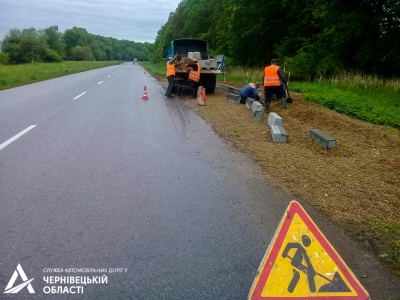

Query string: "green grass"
[[234, 125, 245, 137], [372, 220, 400, 276], [217, 66, 264, 84], [140, 61, 166, 77], [290, 81, 400, 129], [0, 61, 123, 90]]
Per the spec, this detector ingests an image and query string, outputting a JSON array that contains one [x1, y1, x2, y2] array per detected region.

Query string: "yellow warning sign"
[[249, 201, 369, 299]]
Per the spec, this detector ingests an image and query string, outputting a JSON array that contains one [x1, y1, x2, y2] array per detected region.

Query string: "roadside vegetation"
[[0, 61, 122, 90], [152, 0, 400, 79], [0, 26, 151, 65], [219, 67, 400, 129], [291, 79, 400, 129], [140, 61, 165, 77]]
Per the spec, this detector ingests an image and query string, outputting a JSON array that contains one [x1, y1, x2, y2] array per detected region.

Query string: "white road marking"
[[73, 91, 87, 100], [0, 125, 37, 151], [98, 81, 103, 85]]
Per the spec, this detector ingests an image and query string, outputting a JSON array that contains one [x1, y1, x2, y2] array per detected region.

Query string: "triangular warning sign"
[[249, 201, 369, 299]]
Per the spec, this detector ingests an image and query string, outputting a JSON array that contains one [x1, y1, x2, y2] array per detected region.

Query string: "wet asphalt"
[[0, 63, 399, 299]]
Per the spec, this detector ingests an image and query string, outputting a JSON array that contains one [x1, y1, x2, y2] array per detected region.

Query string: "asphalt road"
[[0, 62, 399, 299]]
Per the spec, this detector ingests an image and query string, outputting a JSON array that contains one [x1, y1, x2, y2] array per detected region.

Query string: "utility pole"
[[31, 46, 38, 64]]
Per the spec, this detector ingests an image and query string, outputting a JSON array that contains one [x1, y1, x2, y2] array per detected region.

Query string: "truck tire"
[[202, 74, 216, 94]]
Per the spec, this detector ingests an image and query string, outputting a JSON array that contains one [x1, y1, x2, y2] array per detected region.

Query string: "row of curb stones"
[[226, 92, 288, 143], [224, 88, 336, 149]]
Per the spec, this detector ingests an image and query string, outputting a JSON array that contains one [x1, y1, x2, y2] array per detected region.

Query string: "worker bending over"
[[239, 82, 261, 104]]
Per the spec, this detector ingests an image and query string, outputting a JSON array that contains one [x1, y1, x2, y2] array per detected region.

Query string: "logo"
[[4, 264, 35, 294]]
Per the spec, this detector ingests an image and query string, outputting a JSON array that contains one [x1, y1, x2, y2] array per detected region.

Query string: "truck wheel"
[[202, 74, 216, 94]]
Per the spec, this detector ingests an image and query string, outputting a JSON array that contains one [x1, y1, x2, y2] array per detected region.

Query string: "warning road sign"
[[249, 201, 369, 299]]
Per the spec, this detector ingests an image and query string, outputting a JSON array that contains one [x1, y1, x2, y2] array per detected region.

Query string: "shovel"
[[286, 87, 293, 103], [286, 72, 293, 103]]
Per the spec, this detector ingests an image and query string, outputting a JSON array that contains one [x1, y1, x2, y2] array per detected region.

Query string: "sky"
[[0, 0, 182, 43]]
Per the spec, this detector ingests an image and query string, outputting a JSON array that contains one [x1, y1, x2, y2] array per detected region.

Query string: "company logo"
[[4, 264, 35, 294]]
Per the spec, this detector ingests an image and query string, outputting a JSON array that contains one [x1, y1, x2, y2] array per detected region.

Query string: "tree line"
[[0, 26, 152, 64], [152, 0, 400, 79]]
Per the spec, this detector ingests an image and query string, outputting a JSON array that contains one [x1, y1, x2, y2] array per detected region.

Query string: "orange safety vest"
[[263, 65, 281, 87], [166, 61, 175, 76], [189, 63, 200, 82]]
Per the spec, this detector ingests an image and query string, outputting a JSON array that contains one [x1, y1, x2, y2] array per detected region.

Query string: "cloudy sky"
[[0, 0, 182, 43]]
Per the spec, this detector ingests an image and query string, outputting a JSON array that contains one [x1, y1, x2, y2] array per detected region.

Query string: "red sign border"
[[249, 201, 369, 300]]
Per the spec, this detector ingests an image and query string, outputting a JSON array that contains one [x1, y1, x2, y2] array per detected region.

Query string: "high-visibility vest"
[[166, 61, 175, 76], [263, 65, 281, 86], [189, 63, 200, 82]]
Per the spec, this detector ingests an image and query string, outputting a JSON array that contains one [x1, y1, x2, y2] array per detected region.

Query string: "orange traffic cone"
[[141, 86, 149, 100]]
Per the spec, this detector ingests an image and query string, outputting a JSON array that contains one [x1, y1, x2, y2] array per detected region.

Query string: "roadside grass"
[[217, 66, 264, 84], [140, 61, 166, 77], [218, 66, 400, 129], [0, 61, 123, 90], [234, 125, 245, 137], [290, 81, 400, 129], [372, 220, 400, 276]]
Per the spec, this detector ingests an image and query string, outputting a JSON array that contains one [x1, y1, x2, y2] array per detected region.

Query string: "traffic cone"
[[141, 86, 149, 100]]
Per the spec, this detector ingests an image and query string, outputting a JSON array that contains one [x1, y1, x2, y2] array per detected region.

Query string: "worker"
[[263, 58, 287, 111], [165, 54, 178, 98], [239, 82, 261, 104], [185, 58, 200, 99]]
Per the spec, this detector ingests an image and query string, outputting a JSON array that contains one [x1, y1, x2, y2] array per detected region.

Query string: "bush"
[[284, 51, 316, 81], [45, 49, 63, 62], [0, 52, 9, 65], [71, 46, 93, 61]]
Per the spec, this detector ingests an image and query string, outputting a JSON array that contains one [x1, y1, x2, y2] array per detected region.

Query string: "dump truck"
[[167, 38, 224, 94]]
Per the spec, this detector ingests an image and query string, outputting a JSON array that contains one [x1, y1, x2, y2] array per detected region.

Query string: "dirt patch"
[[158, 77, 400, 275]]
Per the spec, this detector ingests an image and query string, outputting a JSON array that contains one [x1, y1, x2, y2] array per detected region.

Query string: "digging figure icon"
[[282, 234, 351, 293], [282, 235, 317, 293]]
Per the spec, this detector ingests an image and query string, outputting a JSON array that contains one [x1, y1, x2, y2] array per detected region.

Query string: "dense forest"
[[0, 26, 152, 64], [152, 0, 400, 79]]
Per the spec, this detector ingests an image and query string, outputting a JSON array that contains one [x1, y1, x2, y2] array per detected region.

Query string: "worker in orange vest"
[[263, 58, 287, 111], [165, 54, 178, 98], [185, 58, 201, 99]]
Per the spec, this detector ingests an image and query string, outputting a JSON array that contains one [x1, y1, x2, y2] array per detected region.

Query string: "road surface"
[[0, 62, 399, 299]]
